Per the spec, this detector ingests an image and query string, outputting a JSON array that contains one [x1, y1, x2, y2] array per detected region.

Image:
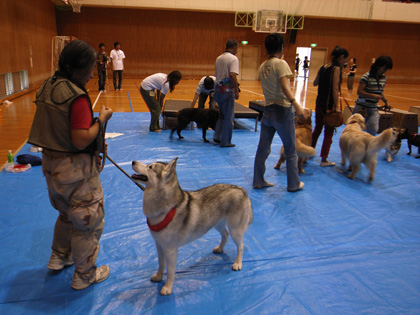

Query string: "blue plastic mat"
[[1, 113, 419, 314]]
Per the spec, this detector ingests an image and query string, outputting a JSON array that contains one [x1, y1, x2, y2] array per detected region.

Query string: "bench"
[[409, 106, 420, 126], [162, 99, 260, 131], [248, 100, 266, 121], [390, 108, 418, 133]]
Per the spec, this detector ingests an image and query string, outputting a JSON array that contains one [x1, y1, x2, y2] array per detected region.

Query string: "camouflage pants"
[[42, 150, 104, 280]]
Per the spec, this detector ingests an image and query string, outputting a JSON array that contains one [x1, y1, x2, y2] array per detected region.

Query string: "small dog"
[[339, 113, 395, 181], [401, 128, 420, 158], [274, 108, 316, 173], [170, 108, 219, 142], [131, 158, 253, 295], [385, 127, 403, 162]]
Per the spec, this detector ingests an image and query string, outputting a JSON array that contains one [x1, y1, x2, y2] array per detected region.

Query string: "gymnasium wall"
[[0, 0, 57, 89], [2, 2, 419, 90], [62, 0, 420, 23], [56, 7, 420, 83]]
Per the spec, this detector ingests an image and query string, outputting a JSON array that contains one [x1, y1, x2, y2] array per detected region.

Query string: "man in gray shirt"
[[213, 39, 240, 147]]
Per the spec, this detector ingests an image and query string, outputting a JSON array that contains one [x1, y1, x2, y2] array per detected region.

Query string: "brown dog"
[[274, 108, 316, 173], [339, 113, 396, 181]]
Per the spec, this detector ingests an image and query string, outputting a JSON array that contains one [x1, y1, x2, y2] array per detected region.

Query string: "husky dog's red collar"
[[147, 207, 176, 232]]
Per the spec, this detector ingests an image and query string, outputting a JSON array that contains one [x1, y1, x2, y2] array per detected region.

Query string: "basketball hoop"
[[69, 0, 82, 13]]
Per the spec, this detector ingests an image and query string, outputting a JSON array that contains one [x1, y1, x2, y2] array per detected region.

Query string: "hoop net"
[[69, 0, 82, 13], [268, 25, 277, 34]]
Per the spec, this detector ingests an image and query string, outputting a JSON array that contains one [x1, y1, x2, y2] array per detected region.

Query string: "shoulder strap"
[[325, 66, 335, 110]]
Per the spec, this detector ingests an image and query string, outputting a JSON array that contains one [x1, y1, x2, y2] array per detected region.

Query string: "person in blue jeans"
[[353, 55, 393, 135], [213, 39, 240, 147], [253, 33, 308, 192]]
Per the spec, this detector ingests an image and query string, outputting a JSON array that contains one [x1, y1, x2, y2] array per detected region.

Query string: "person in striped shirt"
[[353, 56, 393, 135]]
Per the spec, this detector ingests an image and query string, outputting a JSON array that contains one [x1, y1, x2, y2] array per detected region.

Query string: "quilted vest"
[[28, 76, 95, 153]]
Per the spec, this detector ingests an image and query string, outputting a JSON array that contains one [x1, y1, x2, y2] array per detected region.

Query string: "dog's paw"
[[387, 156, 392, 163], [273, 163, 280, 170], [160, 285, 173, 295], [298, 169, 305, 174], [204, 139, 209, 143], [231, 263, 242, 271], [150, 273, 163, 282], [213, 246, 223, 254], [347, 173, 355, 180]]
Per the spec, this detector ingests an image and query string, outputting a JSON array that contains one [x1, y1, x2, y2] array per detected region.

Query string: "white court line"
[[386, 94, 420, 102], [240, 88, 264, 97]]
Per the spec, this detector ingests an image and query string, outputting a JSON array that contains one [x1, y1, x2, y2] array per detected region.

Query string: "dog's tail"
[[367, 128, 393, 154], [296, 140, 316, 157]]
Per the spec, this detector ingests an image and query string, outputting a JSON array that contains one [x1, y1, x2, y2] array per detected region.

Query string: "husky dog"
[[274, 108, 316, 173], [170, 108, 219, 142], [339, 113, 394, 181], [385, 127, 403, 162], [131, 158, 253, 295]]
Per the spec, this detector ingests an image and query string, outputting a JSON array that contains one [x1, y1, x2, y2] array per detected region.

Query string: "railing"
[[0, 70, 29, 100]]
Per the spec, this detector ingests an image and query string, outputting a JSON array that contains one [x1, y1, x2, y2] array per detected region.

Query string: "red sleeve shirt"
[[70, 96, 92, 130]]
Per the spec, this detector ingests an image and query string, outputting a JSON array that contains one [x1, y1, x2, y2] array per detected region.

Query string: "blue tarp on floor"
[[1, 112, 419, 314]]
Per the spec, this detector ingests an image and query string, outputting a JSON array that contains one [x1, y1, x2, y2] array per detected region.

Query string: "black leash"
[[105, 154, 145, 191], [94, 93, 145, 191]]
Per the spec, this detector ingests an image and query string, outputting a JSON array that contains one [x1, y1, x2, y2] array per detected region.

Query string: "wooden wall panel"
[[0, 0, 57, 89], [56, 7, 267, 78], [287, 17, 420, 83], [1, 5, 416, 87], [56, 7, 420, 83]]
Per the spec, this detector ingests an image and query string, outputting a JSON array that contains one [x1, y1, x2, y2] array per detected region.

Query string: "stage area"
[[0, 113, 419, 314]]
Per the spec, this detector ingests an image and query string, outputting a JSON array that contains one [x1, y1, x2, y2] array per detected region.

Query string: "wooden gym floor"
[[1, 76, 420, 167]]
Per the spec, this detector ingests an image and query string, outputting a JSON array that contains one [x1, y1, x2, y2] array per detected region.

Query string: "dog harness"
[[147, 206, 176, 232]]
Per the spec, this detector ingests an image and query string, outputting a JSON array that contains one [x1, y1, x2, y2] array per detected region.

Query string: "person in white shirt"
[[213, 39, 240, 147], [253, 33, 308, 192], [191, 76, 216, 110], [140, 71, 182, 132], [110, 41, 125, 91]]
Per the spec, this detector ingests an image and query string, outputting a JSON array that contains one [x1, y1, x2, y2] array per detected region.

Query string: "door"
[[308, 48, 327, 82], [237, 45, 261, 81]]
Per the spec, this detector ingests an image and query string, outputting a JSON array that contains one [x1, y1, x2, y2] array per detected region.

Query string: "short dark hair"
[[225, 39, 238, 50], [114, 41, 120, 48], [203, 76, 214, 90], [99, 43, 105, 49], [264, 33, 285, 55], [166, 70, 182, 92], [370, 55, 393, 76], [331, 46, 349, 66], [58, 40, 96, 82]]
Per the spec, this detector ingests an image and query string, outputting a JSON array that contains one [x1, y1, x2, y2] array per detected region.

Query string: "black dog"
[[401, 128, 420, 158], [170, 108, 219, 142]]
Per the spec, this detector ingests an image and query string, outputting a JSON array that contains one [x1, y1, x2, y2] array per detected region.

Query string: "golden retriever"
[[339, 113, 396, 181], [274, 108, 316, 174]]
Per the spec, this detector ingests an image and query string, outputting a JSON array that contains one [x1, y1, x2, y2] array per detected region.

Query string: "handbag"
[[324, 110, 343, 128], [323, 66, 344, 128]]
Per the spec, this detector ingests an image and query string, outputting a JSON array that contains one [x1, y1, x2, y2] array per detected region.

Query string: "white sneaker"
[[47, 252, 73, 271], [72, 265, 110, 290]]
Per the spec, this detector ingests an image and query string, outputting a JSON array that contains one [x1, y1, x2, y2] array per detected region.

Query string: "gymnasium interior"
[[1, 1, 419, 314]]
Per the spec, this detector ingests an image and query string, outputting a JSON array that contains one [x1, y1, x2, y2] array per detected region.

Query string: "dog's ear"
[[163, 157, 178, 178]]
